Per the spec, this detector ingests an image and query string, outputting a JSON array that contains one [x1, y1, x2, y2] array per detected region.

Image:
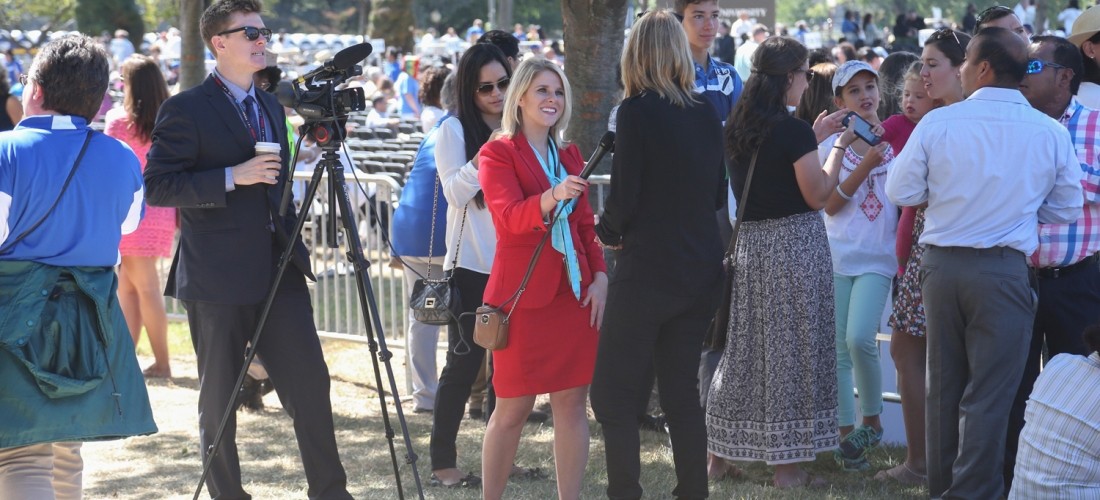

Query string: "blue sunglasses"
[[1027, 59, 1068, 74]]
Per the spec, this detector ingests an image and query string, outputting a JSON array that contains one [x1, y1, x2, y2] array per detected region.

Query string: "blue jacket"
[[0, 261, 157, 448], [391, 116, 448, 258]]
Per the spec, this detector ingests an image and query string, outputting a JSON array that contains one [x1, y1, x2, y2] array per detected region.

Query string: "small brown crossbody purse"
[[470, 203, 565, 351]]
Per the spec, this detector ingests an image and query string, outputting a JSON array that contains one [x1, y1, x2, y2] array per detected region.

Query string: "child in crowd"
[[876, 60, 942, 485], [816, 60, 898, 472]]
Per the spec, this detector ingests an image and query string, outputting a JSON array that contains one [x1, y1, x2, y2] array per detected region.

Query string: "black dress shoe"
[[526, 410, 549, 423], [469, 407, 484, 420], [234, 375, 265, 412]]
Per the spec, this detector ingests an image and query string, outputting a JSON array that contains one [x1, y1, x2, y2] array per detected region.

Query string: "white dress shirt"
[[434, 116, 496, 273], [1008, 352, 1100, 500], [885, 87, 1083, 255], [1076, 82, 1100, 111]]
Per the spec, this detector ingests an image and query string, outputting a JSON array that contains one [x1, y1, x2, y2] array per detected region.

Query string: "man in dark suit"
[[144, 1, 352, 499]]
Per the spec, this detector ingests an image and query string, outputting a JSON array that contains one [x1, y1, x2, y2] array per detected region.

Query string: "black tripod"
[[192, 121, 425, 500]]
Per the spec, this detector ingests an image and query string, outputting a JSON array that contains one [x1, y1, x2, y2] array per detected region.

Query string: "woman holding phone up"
[[478, 57, 607, 500]]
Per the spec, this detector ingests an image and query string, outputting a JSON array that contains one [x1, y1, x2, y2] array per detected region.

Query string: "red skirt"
[[491, 272, 599, 398]]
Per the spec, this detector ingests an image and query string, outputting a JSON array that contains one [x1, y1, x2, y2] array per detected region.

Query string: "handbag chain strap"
[[0, 130, 93, 255], [425, 172, 441, 280], [724, 149, 759, 264]]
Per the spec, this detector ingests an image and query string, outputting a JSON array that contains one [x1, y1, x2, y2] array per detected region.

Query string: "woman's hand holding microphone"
[[540, 175, 589, 215]]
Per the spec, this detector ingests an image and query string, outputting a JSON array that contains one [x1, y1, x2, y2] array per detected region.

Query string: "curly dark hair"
[[417, 66, 451, 109], [726, 36, 808, 161]]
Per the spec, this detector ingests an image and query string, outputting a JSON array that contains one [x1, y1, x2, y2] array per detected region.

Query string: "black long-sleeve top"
[[595, 91, 727, 296]]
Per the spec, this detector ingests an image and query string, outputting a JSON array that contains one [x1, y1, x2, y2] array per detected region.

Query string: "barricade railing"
[[162, 170, 407, 345]]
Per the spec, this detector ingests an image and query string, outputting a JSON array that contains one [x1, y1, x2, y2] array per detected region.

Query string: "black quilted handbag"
[[409, 174, 464, 326]]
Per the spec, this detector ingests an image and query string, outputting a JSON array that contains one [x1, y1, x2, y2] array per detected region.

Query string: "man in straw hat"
[[1066, 4, 1100, 109]]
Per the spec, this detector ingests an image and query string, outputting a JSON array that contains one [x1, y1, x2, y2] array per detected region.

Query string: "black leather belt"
[[1035, 253, 1099, 279]]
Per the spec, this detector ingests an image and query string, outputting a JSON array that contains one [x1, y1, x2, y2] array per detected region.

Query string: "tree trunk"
[[369, 0, 415, 52], [562, 0, 627, 176], [179, 0, 205, 91], [893, 0, 907, 18], [497, 0, 513, 32], [359, 0, 370, 37], [1034, 0, 1047, 32]]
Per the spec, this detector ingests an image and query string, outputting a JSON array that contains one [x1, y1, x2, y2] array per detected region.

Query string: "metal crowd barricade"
[[162, 170, 407, 347]]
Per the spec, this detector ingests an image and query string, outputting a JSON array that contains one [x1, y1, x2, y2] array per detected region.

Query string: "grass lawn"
[[80, 323, 927, 499]]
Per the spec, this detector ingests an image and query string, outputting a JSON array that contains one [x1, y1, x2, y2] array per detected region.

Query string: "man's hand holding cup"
[[232, 142, 282, 185]]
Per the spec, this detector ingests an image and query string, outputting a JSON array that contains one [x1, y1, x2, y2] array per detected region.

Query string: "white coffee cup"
[[254, 142, 281, 157]]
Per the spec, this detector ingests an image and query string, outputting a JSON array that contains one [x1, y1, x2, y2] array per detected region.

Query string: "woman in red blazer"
[[477, 58, 607, 500]]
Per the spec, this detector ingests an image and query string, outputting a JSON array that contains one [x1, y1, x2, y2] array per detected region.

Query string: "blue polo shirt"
[[0, 115, 144, 266], [694, 54, 743, 125]]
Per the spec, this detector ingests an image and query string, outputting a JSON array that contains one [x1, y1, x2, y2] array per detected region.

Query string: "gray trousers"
[[400, 256, 445, 411], [921, 246, 1036, 500]]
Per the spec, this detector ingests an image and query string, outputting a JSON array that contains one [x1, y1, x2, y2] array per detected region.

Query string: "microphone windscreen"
[[275, 81, 297, 108], [333, 43, 374, 70]]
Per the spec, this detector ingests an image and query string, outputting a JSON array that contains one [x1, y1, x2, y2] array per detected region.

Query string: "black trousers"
[[429, 267, 488, 471], [182, 264, 350, 500], [591, 277, 722, 500], [1003, 262, 1098, 492]]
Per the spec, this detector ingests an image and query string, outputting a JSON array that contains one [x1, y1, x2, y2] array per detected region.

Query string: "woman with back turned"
[[706, 36, 843, 488], [589, 11, 728, 500]]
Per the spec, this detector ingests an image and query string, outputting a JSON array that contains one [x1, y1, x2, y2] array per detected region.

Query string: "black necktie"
[[243, 95, 259, 142]]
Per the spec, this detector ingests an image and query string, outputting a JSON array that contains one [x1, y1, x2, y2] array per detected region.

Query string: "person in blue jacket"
[[0, 34, 156, 498]]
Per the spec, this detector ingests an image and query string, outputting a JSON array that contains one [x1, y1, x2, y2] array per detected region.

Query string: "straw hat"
[[1068, 5, 1100, 46]]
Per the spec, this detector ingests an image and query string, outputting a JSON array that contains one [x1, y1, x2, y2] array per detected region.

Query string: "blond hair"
[[621, 11, 698, 108], [501, 57, 573, 145]]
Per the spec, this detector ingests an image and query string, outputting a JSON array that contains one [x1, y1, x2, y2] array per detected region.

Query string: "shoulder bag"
[[408, 173, 463, 325], [703, 149, 759, 352], [0, 131, 93, 255]]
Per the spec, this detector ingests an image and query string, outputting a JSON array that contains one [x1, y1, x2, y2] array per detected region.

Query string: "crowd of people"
[[3, 0, 1100, 498]]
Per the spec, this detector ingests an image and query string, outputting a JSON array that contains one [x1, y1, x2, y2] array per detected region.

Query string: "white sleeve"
[[121, 186, 144, 235], [1038, 131, 1085, 224], [727, 183, 737, 225], [0, 190, 10, 247], [817, 133, 838, 165], [434, 117, 482, 207], [886, 123, 931, 206]]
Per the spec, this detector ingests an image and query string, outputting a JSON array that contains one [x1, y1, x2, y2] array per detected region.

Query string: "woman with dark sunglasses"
[[428, 43, 516, 489]]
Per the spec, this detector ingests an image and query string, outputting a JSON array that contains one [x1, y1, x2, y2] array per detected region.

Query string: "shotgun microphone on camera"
[[579, 131, 615, 180]]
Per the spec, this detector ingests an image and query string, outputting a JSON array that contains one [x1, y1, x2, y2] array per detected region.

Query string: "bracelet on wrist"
[[833, 144, 845, 151], [550, 186, 561, 202], [836, 184, 854, 201]]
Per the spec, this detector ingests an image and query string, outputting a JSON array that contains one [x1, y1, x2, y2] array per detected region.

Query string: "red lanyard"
[[213, 75, 267, 143]]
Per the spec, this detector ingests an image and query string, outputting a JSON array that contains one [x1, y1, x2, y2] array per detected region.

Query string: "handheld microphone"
[[579, 131, 615, 180]]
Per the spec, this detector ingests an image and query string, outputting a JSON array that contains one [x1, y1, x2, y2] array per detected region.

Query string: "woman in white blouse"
[[427, 43, 511, 489]]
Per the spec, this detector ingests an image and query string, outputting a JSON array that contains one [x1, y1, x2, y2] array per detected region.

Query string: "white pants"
[[0, 442, 83, 500], [401, 256, 444, 410]]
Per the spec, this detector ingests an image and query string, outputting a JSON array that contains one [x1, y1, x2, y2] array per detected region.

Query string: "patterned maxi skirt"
[[706, 210, 840, 464]]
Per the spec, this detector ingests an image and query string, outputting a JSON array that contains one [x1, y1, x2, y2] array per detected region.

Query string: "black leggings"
[[429, 267, 488, 471]]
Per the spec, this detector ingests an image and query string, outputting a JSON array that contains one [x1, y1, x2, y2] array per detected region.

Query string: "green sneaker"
[[834, 453, 871, 472], [836, 425, 883, 462]]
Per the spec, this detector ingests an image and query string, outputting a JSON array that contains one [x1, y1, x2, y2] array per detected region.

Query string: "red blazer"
[[478, 131, 607, 310]]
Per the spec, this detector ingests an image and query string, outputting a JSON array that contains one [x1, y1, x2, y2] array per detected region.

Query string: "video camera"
[[277, 43, 372, 136]]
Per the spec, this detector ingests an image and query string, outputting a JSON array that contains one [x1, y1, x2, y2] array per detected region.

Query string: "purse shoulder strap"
[[0, 130, 93, 255], [493, 203, 564, 319], [425, 173, 441, 279], [725, 148, 760, 260]]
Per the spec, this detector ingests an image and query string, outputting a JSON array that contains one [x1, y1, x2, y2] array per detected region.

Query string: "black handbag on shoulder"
[[409, 174, 464, 326], [703, 149, 759, 352]]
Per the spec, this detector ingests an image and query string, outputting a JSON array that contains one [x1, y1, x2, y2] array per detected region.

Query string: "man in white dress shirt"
[[886, 27, 1084, 500]]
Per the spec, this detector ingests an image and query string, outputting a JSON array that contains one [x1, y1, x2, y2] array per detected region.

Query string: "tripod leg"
[[328, 160, 425, 499], [192, 166, 327, 500]]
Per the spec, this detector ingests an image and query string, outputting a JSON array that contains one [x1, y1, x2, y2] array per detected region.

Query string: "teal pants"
[[833, 272, 890, 427]]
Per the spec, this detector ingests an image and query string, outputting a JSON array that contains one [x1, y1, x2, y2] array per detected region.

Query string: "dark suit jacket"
[[595, 91, 726, 297], [478, 132, 607, 310], [144, 75, 313, 305]]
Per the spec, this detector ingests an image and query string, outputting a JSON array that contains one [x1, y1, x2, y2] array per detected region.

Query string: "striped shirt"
[[1009, 352, 1100, 499], [1031, 98, 1100, 268]]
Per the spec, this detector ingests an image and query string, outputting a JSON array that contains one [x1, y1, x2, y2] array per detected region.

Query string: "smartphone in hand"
[[842, 111, 882, 146]]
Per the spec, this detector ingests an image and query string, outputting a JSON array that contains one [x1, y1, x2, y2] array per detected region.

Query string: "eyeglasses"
[[476, 77, 510, 95], [794, 68, 815, 81], [217, 26, 273, 43], [18, 73, 33, 86], [1027, 59, 1069, 74], [975, 5, 1014, 26]]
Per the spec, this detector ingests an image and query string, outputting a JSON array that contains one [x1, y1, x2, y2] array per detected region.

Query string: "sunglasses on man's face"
[[1027, 59, 1069, 74], [217, 26, 273, 43], [477, 77, 510, 95]]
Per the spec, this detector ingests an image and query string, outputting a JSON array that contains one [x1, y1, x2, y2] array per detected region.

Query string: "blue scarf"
[[529, 138, 581, 300]]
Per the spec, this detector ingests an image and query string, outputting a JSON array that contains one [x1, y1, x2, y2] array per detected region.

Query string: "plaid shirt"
[[1030, 98, 1100, 268]]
